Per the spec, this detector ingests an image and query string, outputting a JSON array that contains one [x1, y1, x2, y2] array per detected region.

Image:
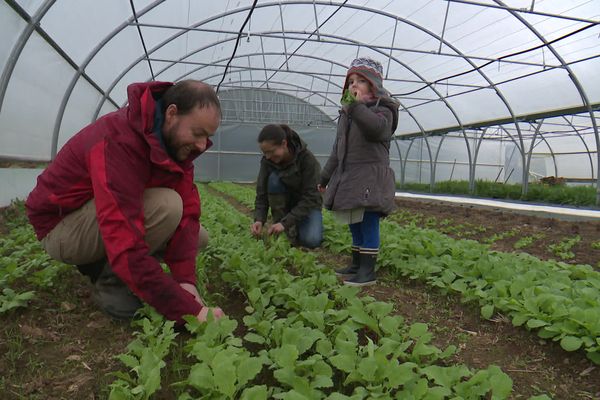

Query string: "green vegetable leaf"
[[560, 336, 583, 351]]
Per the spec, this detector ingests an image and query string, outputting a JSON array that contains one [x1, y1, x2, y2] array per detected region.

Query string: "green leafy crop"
[[340, 89, 356, 106]]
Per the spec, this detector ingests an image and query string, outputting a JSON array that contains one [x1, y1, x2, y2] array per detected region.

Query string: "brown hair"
[[161, 80, 221, 116], [258, 124, 300, 151]]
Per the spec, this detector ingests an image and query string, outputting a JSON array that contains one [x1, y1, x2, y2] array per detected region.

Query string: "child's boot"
[[344, 251, 377, 286], [335, 246, 360, 277]]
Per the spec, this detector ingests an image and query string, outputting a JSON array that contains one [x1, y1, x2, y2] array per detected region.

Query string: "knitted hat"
[[342, 57, 388, 100]]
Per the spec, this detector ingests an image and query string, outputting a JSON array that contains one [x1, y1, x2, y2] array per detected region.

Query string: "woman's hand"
[[250, 221, 263, 237], [267, 222, 285, 235]]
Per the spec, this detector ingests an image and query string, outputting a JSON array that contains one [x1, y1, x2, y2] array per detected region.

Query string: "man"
[[26, 80, 224, 325]]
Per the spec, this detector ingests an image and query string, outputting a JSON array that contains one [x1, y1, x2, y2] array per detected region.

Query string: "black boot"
[[335, 247, 360, 276], [76, 259, 106, 283], [344, 252, 377, 286], [91, 261, 142, 320]]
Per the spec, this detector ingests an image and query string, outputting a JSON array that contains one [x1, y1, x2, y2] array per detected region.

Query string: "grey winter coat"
[[320, 97, 399, 216]]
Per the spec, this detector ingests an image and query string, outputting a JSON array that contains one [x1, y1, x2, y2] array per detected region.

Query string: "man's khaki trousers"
[[41, 188, 208, 265]]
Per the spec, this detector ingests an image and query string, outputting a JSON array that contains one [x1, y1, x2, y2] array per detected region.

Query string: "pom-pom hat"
[[342, 57, 389, 99]]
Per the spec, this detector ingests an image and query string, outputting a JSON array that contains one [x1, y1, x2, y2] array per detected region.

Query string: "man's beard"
[[163, 125, 183, 161]]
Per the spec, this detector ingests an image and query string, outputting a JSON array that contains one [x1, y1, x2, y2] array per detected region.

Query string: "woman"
[[251, 124, 323, 248]]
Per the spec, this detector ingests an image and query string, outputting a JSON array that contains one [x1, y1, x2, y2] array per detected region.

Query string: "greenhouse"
[[1, 1, 599, 399]]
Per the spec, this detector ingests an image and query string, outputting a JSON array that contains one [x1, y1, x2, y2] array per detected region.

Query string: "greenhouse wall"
[[0, 168, 44, 207], [195, 123, 336, 182]]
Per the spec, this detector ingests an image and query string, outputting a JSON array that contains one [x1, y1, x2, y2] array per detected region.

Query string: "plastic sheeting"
[[0, 0, 598, 190]]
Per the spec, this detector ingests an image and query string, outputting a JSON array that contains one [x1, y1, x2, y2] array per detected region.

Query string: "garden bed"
[[1, 184, 599, 399]]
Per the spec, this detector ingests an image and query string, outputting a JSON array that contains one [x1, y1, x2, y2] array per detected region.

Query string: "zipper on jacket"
[[341, 115, 352, 173]]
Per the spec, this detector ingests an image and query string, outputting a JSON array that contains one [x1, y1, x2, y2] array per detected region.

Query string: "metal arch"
[[148, 50, 348, 96], [392, 140, 404, 187], [295, 1, 531, 195], [528, 115, 597, 183], [178, 66, 433, 173], [494, 0, 600, 204], [207, 80, 335, 126], [496, 123, 562, 192], [92, 34, 426, 142], [83, 0, 475, 170], [144, 40, 427, 138], [175, 71, 339, 112], [528, 124, 558, 177], [431, 135, 449, 190], [86, 0, 534, 187], [559, 115, 596, 180], [166, 51, 427, 138], [473, 126, 523, 187], [524, 121, 551, 193], [48, 0, 167, 159], [195, 76, 339, 116], [91, 26, 428, 130], [0, 0, 56, 114], [99, 46, 345, 115], [527, 116, 596, 183], [447, 0, 600, 25], [392, 113, 428, 190], [399, 139, 417, 186], [91, 27, 462, 186], [135, 22, 565, 71], [50, 0, 540, 177]]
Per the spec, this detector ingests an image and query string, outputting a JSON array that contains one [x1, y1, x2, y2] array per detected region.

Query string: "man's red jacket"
[[26, 81, 209, 323]]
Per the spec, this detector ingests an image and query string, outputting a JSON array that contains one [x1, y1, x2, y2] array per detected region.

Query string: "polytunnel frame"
[[45, 0, 517, 180], [0, 0, 122, 121], [396, 116, 594, 191], [402, 114, 596, 191], [121, 50, 349, 111], [5, 0, 541, 177], [393, 0, 600, 202], [1, 0, 597, 203], [494, 0, 598, 201], [522, 115, 596, 183]]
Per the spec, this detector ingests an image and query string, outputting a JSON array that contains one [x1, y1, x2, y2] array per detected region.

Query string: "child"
[[252, 124, 323, 248], [318, 57, 399, 286]]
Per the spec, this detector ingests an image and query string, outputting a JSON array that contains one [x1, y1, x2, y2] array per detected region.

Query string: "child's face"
[[347, 73, 372, 101]]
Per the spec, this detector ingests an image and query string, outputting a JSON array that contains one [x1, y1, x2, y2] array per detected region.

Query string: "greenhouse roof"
[[1, 0, 599, 161]]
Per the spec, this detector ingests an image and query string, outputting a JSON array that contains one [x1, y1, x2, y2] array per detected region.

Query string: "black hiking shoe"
[[91, 262, 142, 320]]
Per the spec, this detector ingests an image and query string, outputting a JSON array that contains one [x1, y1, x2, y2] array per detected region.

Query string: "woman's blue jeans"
[[268, 172, 323, 248]]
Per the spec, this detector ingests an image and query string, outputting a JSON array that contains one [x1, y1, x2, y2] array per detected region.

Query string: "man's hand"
[[251, 221, 263, 237], [267, 222, 285, 235], [180, 282, 204, 306], [197, 306, 225, 322], [179, 283, 225, 323]]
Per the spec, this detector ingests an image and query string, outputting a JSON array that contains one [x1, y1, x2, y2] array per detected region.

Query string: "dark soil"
[[393, 198, 600, 269]]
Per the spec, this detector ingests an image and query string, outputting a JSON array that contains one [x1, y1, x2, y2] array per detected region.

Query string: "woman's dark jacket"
[[254, 137, 322, 228]]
